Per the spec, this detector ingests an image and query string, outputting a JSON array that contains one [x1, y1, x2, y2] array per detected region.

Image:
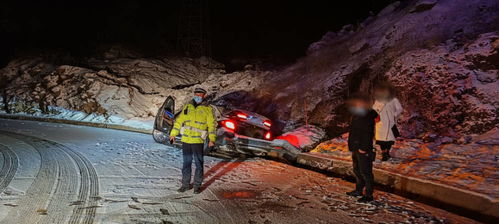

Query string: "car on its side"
[[152, 96, 276, 157]]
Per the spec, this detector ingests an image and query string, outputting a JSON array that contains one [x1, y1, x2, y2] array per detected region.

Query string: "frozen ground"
[[0, 119, 478, 224]]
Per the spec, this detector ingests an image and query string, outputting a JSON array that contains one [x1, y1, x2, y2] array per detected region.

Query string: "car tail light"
[[263, 120, 272, 127], [223, 120, 236, 130], [264, 131, 272, 140], [236, 113, 248, 119]]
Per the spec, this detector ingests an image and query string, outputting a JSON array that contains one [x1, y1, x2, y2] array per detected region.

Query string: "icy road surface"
[[0, 119, 477, 224]]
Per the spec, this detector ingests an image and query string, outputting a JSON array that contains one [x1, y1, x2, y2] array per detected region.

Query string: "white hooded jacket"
[[373, 98, 403, 141]]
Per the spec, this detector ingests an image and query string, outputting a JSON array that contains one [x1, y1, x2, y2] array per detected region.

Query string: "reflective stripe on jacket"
[[169, 102, 217, 144]]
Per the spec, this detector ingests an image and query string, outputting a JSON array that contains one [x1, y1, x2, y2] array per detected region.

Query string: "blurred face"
[[348, 99, 370, 109], [347, 98, 371, 116], [374, 88, 390, 100]]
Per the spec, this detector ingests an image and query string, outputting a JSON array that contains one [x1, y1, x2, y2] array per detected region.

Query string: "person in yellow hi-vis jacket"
[[169, 88, 216, 194]]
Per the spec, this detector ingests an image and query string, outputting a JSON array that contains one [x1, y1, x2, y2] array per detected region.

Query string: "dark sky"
[[0, 0, 396, 66]]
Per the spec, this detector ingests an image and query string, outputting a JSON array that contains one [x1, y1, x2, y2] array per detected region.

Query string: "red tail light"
[[223, 120, 236, 130], [264, 131, 272, 140], [236, 113, 248, 119], [263, 120, 272, 127]]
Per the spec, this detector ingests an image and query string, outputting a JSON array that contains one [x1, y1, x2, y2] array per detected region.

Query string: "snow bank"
[[0, 105, 154, 130], [0, 54, 264, 130], [276, 125, 326, 150]]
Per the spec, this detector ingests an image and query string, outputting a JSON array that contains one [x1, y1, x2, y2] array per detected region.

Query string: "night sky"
[[1, 0, 396, 66]]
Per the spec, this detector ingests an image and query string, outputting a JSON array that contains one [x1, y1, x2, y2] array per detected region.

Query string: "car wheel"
[[152, 129, 167, 144]]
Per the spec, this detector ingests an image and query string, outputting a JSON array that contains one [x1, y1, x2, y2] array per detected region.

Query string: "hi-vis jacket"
[[170, 101, 217, 144]]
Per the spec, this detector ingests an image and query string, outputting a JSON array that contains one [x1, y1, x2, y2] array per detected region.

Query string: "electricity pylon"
[[177, 0, 211, 57]]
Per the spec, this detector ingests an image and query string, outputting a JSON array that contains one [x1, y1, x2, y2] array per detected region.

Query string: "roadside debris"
[[36, 208, 48, 215]]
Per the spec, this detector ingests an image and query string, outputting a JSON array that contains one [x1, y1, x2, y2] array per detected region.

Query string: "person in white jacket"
[[372, 82, 403, 161]]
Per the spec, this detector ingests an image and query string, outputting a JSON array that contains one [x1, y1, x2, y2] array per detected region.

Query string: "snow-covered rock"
[[250, 0, 499, 138], [0, 55, 263, 128], [409, 0, 438, 13], [387, 32, 499, 138]]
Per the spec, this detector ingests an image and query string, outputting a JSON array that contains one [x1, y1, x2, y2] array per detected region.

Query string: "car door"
[[153, 96, 175, 144]]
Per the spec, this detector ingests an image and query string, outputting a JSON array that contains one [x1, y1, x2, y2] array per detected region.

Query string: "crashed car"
[[152, 96, 284, 157]]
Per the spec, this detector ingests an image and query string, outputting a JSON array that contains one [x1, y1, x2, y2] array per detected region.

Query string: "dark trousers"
[[376, 141, 395, 160], [352, 151, 375, 197], [376, 140, 394, 153], [181, 143, 204, 188]]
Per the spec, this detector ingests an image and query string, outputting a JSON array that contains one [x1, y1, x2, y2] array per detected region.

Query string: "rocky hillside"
[[0, 49, 266, 126], [244, 0, 499, 139], [1, 0, 498, 140]]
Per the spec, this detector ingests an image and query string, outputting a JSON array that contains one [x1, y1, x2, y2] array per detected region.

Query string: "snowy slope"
[[0, 53, 265, 129], [250, 0, 499, 138]]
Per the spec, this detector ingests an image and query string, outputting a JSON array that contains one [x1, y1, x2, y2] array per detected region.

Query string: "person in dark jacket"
[[345, 93, 378, 203]]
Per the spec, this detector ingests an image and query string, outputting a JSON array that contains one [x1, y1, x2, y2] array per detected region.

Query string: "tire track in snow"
[[0, 131, 99, 224], [0, 144, 18, 194], [36, 139, 78, 224], [55, 143, 100, 224], [0, 131, 62, 224]]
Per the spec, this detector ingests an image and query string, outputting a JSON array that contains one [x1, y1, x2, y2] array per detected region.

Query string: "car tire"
[[152, 129, 167, 144]]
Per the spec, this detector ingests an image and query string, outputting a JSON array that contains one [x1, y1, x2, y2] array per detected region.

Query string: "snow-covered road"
[[0, 119, 477, 224]]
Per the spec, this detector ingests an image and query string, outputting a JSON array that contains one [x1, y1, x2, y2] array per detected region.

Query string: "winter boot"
[[177, 186, 189, 193], [346, 190, 363, 197], [357, 195, 374, 203], [381, 151, 391, 161], [193, 186, 202, 194]]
